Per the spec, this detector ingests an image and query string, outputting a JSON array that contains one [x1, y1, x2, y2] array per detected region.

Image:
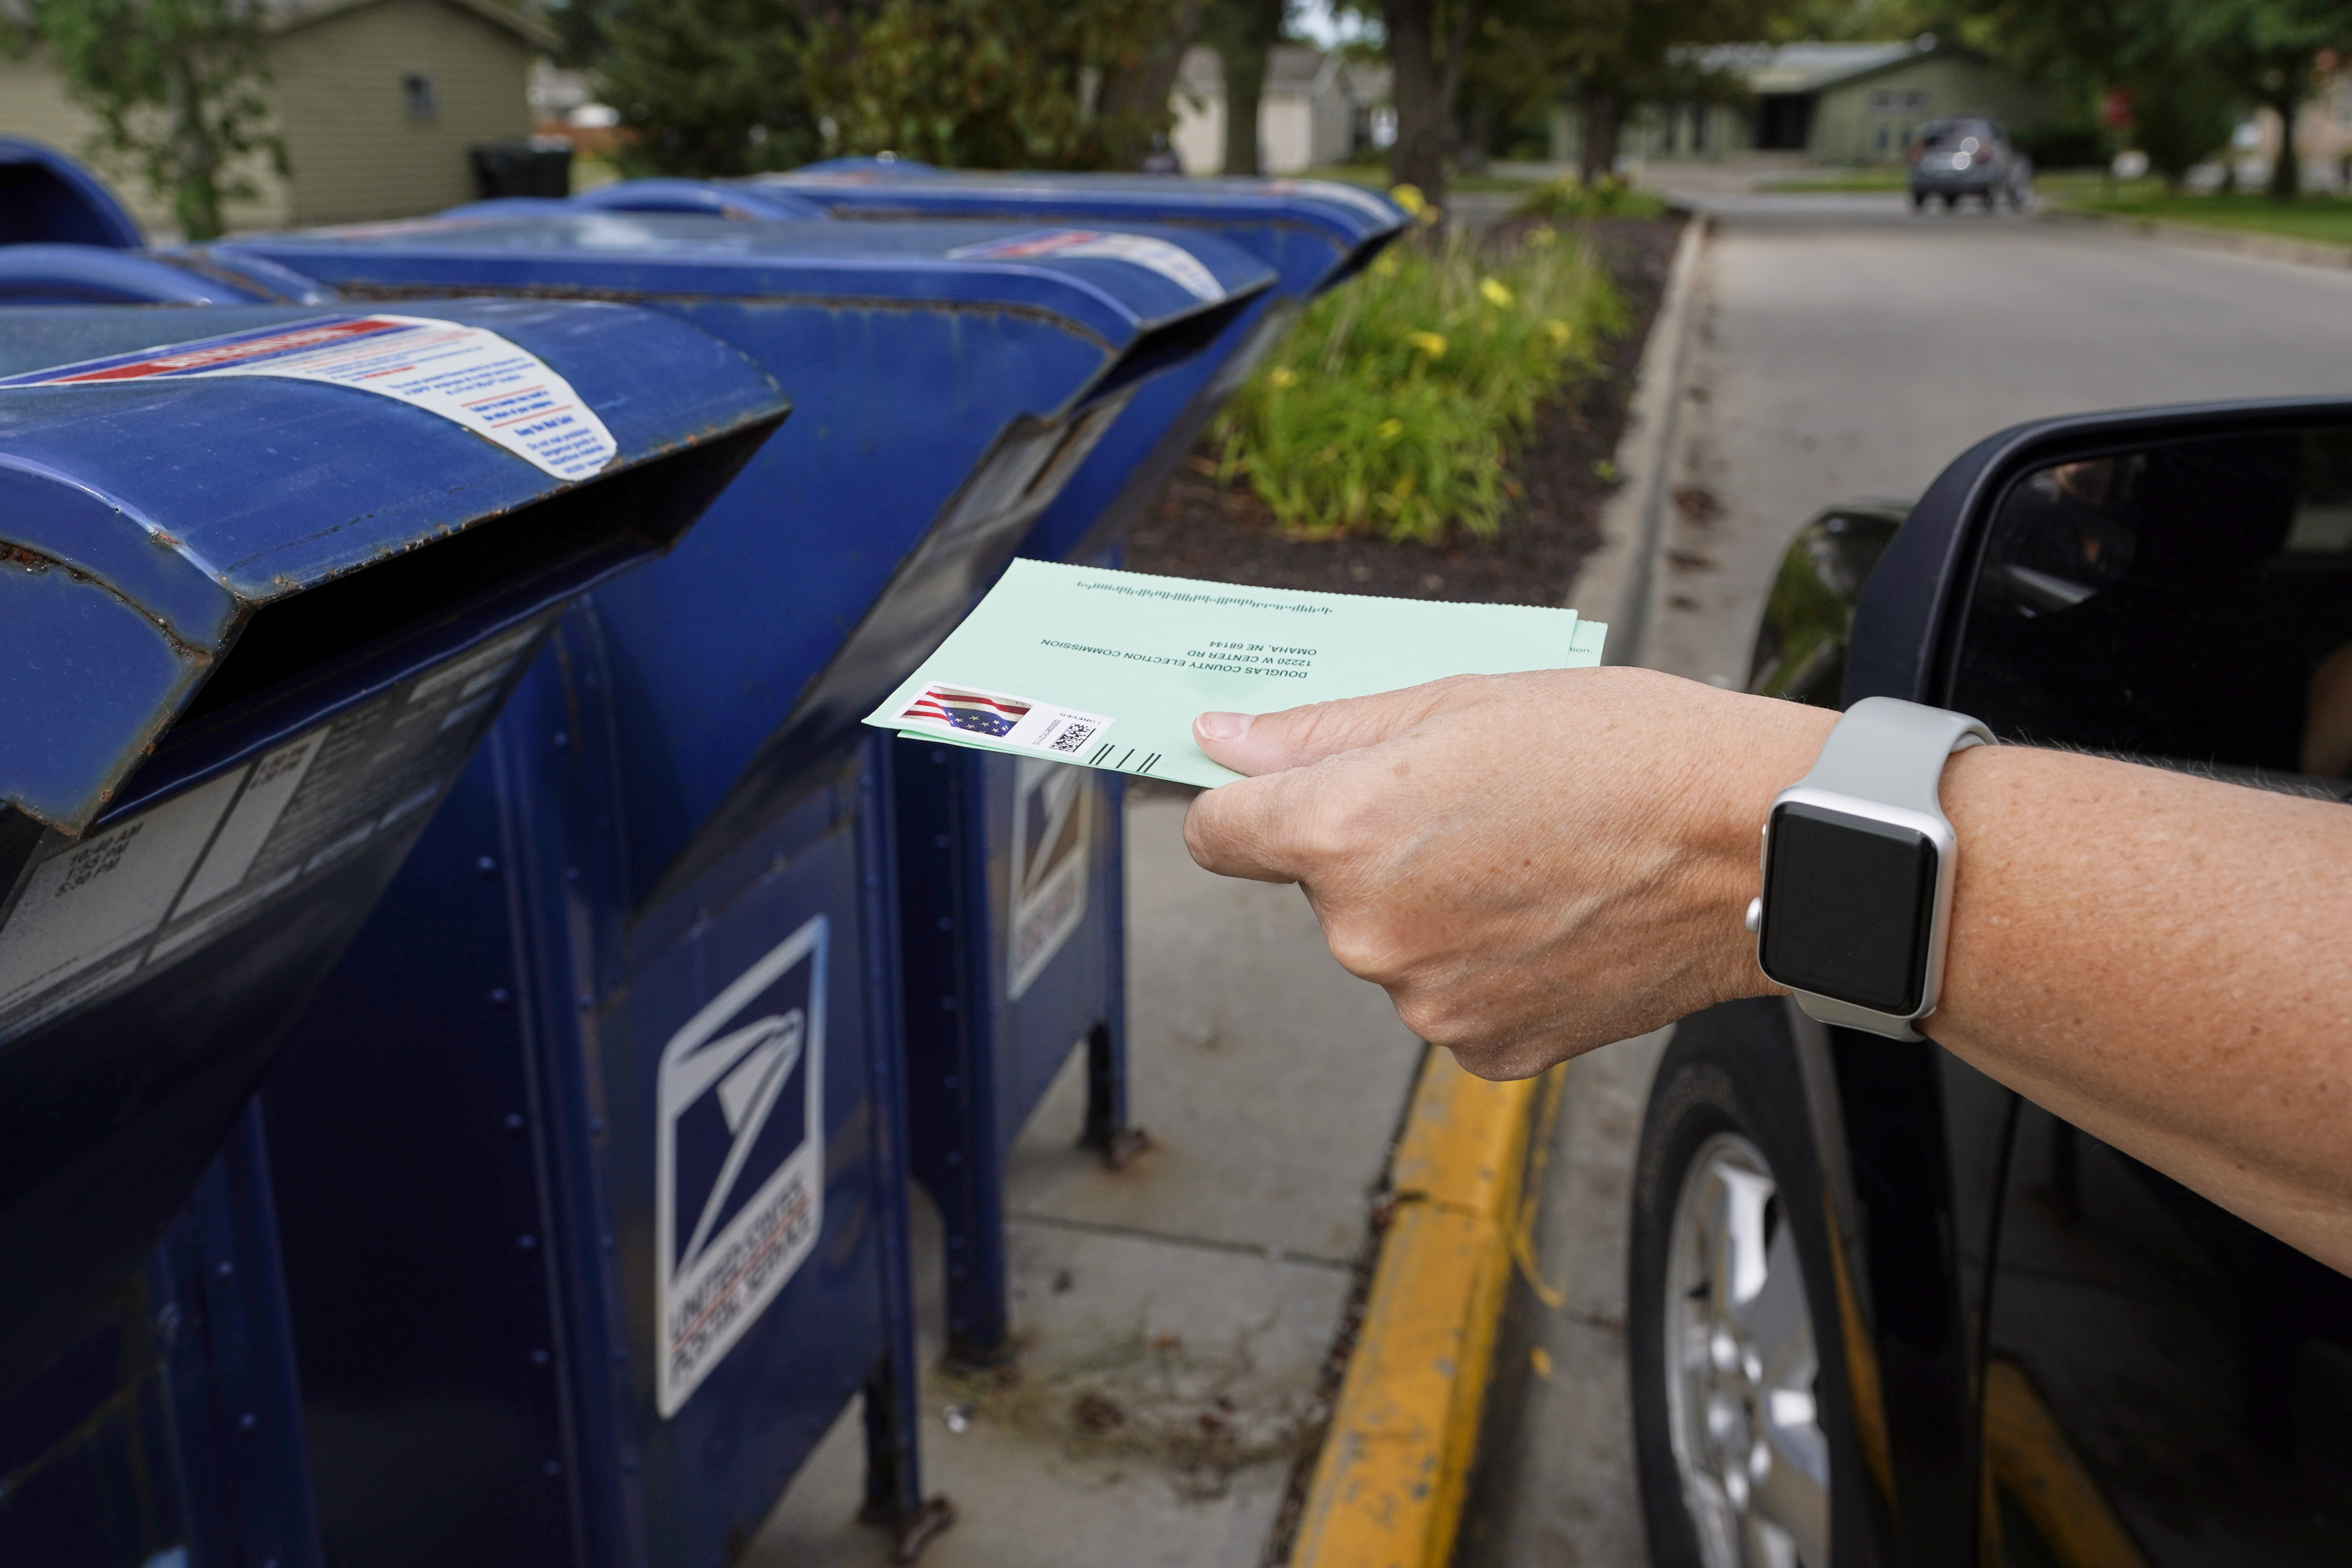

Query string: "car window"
[[1948, 426, 2352, 783], [1922, 121, 1992, 148]]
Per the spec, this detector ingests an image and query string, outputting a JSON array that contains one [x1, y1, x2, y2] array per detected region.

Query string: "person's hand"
[[1181, 667, 1835, 1078]]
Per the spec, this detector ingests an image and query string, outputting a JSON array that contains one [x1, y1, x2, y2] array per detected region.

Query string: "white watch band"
[[1776, 697, 1993, 1041]]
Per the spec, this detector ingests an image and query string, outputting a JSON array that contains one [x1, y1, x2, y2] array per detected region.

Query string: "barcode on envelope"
[[1045, 718, 1099, 754]]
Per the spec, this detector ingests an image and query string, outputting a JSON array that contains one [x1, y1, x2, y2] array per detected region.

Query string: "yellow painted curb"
[[1289, 1051, 1552, 1568]]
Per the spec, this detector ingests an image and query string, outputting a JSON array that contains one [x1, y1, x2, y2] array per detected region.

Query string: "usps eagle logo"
[[904, 684, 1031, 739], [654, 915, 826, 1417]]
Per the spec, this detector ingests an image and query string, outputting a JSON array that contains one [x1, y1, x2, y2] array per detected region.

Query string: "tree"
[[808, 0, 1193, 168], [1198, 0, 1289, 174], [2183, 0, 2352, 198], [596, 0, 1192, 176], [1382, 0, 1478, 204], [30, 0, 283, 241], [598, 0, 825, 176]]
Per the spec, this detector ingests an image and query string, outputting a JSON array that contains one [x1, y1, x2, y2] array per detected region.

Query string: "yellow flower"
[[1405, 330, 1447, 358], [1375, 417, 1405, 442], [1390, 183, 1426, 215], [1372, 252, 1399, 278], [1543, 318, 1572, 346], [1529, 224, 1558, 247], [1479, 277, 1515, 308], [1269, 366, 1298, 388]]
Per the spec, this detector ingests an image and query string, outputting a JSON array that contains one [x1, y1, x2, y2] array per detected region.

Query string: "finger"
[[1193, 676, 1474, 777], [1181, 764, 1333, 883]]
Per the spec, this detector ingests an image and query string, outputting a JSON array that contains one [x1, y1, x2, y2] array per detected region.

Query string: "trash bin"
[[470, 136, 576, 199], [419, 172, 1402, 1361], [0, 136, 143, 247], [0, 300, 788, 1568], [185, 211, 1273, 1564]]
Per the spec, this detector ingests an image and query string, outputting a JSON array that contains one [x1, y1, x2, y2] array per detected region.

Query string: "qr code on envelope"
[[900, 683, 1113, 759]]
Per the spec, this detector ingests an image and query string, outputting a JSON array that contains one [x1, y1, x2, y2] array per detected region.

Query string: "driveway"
[[1469, 186, 2352, 1566]]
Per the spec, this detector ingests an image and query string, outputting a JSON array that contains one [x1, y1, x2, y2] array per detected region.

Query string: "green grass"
[[1211, 225, 1624, 545], [2047, 182, 2352, 249], [1512, 175, 1666, 220]]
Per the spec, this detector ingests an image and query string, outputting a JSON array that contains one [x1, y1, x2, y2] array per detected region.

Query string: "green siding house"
[[1559, 38, 2046, 169]]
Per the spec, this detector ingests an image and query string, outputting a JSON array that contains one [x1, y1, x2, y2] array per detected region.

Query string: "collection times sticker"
[[0, 314, 618, 480], [1008, 760, 1090, 1000], [655, 917, 827, 1417]]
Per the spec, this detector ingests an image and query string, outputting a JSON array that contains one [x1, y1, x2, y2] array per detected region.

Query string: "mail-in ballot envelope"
[[867, 560, 1606, 787]]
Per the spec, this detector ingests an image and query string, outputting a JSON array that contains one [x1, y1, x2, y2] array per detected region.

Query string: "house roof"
[[267, 0, 555, 50], [1685, 38, 1956, 96]]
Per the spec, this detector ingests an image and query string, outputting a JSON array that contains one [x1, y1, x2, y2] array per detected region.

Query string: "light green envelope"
[[865, 560, 1607, 787]]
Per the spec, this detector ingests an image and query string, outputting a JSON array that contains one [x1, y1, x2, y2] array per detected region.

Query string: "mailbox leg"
[[858, 742, 956, 1560], [1081, 775, 1147, 1169]]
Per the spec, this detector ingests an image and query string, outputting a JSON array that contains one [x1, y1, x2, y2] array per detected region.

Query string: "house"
[[0, 0, 548, 239], [1558, 37, 2045, 169], [1170, 45, 1389, 176]]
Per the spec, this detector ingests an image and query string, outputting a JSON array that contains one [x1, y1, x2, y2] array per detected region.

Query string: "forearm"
[[1914, 743, 2352, 1272]]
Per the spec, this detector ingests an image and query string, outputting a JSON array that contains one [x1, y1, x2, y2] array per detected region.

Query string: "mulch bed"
[[1125, 212, 1685, 608]]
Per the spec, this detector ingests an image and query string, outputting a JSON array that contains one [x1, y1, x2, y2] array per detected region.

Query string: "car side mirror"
[[1846, 399, 2352, 788], [1747, 503, 1909, 707]]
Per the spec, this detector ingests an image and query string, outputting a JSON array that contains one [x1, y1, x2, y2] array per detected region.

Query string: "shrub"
[[1512, 175, 1665, 222], [1212, 224, 1624, 545]]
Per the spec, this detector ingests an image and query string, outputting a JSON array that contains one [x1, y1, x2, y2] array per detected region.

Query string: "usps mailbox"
[[0, 300, 787, 1568], [189, 212, 1272, 1564]]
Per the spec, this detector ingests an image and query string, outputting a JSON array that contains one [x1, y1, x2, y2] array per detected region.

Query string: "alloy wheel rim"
[[1662, 1130, 1831, 1568]]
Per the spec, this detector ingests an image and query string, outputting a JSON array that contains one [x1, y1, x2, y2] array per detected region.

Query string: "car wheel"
[[1630, 1009, 1839, 1568], [1982, 189, 1997, 212], [1909, 190, 1927, 211], [1941, 192, 1957, 209]]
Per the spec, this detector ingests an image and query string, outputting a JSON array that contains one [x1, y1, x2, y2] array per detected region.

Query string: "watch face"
[[1758, 801, 1939, 1016]]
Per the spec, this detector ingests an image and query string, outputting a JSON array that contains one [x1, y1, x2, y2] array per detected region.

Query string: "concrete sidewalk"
[[751, 789, 1424, 1565]]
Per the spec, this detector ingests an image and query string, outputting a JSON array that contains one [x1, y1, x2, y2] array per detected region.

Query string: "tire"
[[1628, 1003, 1848, 1568], [1909, 191, 1927, 211], [1981, 189, 1997, 212], [1941, 192, 1957, 209]]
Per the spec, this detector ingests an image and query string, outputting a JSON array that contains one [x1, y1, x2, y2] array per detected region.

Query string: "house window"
[[1903, 88, 1928, 110], [403, 72, 439, 122]]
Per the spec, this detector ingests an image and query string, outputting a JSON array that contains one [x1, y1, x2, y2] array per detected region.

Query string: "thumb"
[[1193, 677, 1473, 777]]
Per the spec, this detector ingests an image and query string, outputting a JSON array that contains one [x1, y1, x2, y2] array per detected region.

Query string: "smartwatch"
[[1744, 697, 1993, 1041]]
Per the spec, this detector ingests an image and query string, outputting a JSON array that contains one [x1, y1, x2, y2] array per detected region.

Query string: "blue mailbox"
[[765, 164, 1404, 1362], [0, 301, 788, 1568], [179, 212, 1273, 1564], [451, 171, 1404, 1362], [0, 136, 144, 248]]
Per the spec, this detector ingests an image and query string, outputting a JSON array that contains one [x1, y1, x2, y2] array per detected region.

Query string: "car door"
[[1853, 405, 2352, 1566]]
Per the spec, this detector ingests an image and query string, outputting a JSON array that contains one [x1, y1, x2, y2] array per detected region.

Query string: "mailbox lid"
[[0, 299, 788, 834]]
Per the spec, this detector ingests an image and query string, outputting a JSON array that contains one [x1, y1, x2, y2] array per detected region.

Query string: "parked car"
[[1908, 119, 2032, 211], [1627, 401, 2352, 1568]]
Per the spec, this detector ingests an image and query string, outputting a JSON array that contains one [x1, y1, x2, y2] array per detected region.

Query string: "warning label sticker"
[[656, 916, 827, 1417], [0, 621, 551, 1044], [947, 228, 1224, 302], [1008, 759, 1091, 1000], [0, 315, 618, 481]]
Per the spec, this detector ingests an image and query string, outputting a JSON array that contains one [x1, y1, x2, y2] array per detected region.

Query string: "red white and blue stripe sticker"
[[899, 682, 1115, 759], [946, 228, 1224, 302], [0, 314, 619, 481]]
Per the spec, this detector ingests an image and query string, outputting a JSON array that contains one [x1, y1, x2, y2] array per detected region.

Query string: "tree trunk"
[[1384, 0, 1446, 204], [1215, 0, 1282, 176], [2269, 92, 2301, 199], [168, 48, 223, 241], [1578, 91, 1614, 185], [1097, 0, 1207, 169]]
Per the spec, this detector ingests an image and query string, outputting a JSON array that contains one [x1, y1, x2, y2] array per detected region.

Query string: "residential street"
[[1469, 184, 2352, 1567]]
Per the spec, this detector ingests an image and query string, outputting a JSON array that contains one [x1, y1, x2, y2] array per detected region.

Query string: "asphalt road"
[[1466, 189, 2352, 1567]]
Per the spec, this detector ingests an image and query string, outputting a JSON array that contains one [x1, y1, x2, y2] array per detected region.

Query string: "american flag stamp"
[[900, 683, 1114, 759]]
